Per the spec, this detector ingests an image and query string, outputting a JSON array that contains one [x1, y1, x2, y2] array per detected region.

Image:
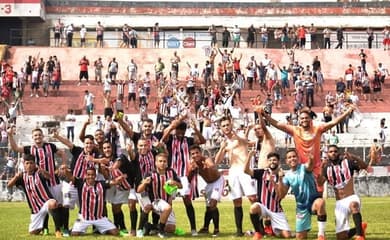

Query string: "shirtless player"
[[215, 116, 257, 236], [189, 145, 224, 237]]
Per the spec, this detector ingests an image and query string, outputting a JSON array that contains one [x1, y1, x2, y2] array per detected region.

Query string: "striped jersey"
[[16, 170, 53, 214], [252, 169, 283, 213], [70, 146, 100, 179], [166, 135, 194, 177], [146, 168, 180, 202], [24, 143, 59, 186], [323, 158, 359, 190], [74, 178, 110, 221]]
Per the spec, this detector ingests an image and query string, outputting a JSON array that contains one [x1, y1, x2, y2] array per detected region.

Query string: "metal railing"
[[8, 28, 387, 49]]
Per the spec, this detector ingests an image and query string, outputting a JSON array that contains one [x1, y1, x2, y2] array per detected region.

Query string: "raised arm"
[[255, 105, 293, 134], [191, 120, 206, 145], [276, 170, 289, 199], [244, 150, 256, 177], [79, 118, 91, 142], [214, 140, 227, 165], [322, 105, 354, 132], [52, 129, 74, 150], [7, 127, 24, 153], [117, 117, 134, 139], [7, 172, 22, 188], [344, 151, 368, 170]]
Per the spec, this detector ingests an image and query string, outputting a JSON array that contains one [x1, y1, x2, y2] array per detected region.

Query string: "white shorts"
[[72, 216, 116, 234], [229, 169, 257, 200], [62, 181, 78, 209], [106, 186, 129, 204], [335, 194, 361, 233], [49, 183, 63, 204], [29, 200, 51, 233], [152, 199, 176, 225], [254, 202, 291, 233], [136, 192, 152, 210], [178, 176, 190, 196], [204, 176, 224, 206], [202, 126, 214, 140], [128, 188, 137, 200]]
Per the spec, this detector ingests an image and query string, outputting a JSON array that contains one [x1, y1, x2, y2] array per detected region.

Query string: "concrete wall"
[[327, 176, 390, 197]]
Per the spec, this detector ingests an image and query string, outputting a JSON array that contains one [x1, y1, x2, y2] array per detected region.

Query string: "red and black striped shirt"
[[70, 146, 99, 179], [324, 159, 359, 190], [24, 143, 59, 186], [74, 178, 110, 221], [253, 169, 283, 213], [16, 170, 53, 214], [146, 168, 180, 202]]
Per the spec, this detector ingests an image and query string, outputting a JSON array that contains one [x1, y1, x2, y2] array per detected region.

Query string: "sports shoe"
[[136, 229, 144, 238], [191, 229, 198, 236], [158, 232, 167, 238], [30, 94, 34, 97], [43, 228, 49, 236], [174, 228, 185, 236], [317, 235, 326, 240], [55, 230, 62, 238], [355, 236, 365, 240], [198, 228, 209, 234], [212, 230, 219, 237], [264, 225, 274, 236], [119, 229, 129, 237], [235, 231, 244, 237], [62, 229, 70, 237], [253, 232, 263, 240]]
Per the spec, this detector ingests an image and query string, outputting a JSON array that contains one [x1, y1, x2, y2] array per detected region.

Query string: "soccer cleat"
[[235, 231, 244, 237], [119, 229, 129, 237], [253, 232, 263, 240], [198, 228, 209, 234], [264, 225, 274, 236], [355, 236, 365, 240], [191, 229, 198, 236], [212, 230, 220, 237], [136, 229, 144, 238], [62, 229, 70, 237], [158, 232, 167, 239], [55, 230, 62, 238], [361, 222, 367, 238], [317, 235, 326, 240]]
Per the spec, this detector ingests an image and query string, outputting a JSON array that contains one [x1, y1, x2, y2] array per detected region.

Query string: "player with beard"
[[188, 145, 224, 237], [245, 151, 292, 240], [258, 106, 354, 194], [215, 116, 257, 237], [318, 145, 367, 240], [278, 149, 327, 240]]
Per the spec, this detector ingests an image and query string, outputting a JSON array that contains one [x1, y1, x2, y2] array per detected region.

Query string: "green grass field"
[[0, 197, 389, 239]]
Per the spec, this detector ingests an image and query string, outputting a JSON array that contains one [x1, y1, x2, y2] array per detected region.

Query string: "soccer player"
[[319, 145, 367, 240], [278, 149, 327, 240], [59, 166, 125, 236], [8, 154, 62, 237], [215, 116, 257, 236], [160, 118, 206, 235], [258, 105, 354, 194], [245, 151, 292, 240], [137, 153, 182, 238], [8, 127, 68, 236], [189, 145, 224, 237]]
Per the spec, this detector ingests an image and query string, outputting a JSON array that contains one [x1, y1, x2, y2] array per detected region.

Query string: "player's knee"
[[163, 204, 172, 213], [108, 228, 119, 236], [71, 231, 81, 236], [209, 200, 218, 210], [249, 203, 260, 214], [349, 201, 360, 212], [47, 199, 58, 209]]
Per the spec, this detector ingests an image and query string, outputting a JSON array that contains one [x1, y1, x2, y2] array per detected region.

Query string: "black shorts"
[[54, 33, 60, 39], [128, 93, 136, 101], [104, 107, 113, 118], [97, 34, 103, 41], [79, 71, 88, 80]]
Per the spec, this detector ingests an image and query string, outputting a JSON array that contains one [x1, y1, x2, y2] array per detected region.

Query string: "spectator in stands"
[[297, 25, 307, 49], [372, 70, 383, 101], [222, 27, 230, 48], [366, 27, 374, 49], [65, 109, 76, 142], [78, 56, 90, 86], [323, 27, 331, 49], [260, 24, 269, 48], [83, 90, 95, 117], [53, 19, 62, 47], [129, 27, 138, 48], [232, 25, 241, 48], [120, 24, 130, 48], [247, 24, 256, 48], [309, 23, 319, 49], [208, 24, 217, 47], [96, 21, 104, 48], [335, 26, 344, 49], [79, 24, 87, 48], [66, 24, 74, 47], [382, 26, 389, 51], [379, 119, 387, 150], [359, 49, 367, 73], [94, 57, 104, 84], [108, 58, 119, 82], [377, 63, 389, 83], [153, 22, 160, 48]]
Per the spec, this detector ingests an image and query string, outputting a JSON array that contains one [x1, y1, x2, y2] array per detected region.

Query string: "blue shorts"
[[281, 79, 290, 89], [86, 104, 94, 114], [296, 194, 321, 232]]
